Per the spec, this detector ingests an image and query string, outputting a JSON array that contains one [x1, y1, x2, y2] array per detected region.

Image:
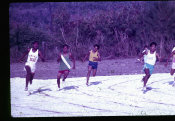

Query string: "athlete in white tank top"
[[141, 42, 161, 92], [18, 41, 45, 91], [25, 48, 39, 73], [145, 50, 157, 66], [26, 48, 39, 64]]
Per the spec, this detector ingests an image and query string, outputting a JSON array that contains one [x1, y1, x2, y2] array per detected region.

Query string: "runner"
[[57, 44, 75, 89], [83, 44, 101, 86], [165, 46, 175, 86], [140, 42, 161, 91], [18, 41, 45, 91]]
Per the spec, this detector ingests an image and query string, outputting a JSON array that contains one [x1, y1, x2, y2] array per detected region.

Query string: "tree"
[[143, 1, 175, 57]]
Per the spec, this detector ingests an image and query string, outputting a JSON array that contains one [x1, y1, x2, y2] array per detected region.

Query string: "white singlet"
[[145, 50, 156, 66], [25, 48, 39, 73]]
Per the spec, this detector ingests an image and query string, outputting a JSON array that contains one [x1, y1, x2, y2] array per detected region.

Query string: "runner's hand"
[[93, 57, 98, 61]]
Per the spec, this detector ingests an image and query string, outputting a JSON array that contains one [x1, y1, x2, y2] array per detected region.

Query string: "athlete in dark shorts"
[[83, 44, 101, 86]]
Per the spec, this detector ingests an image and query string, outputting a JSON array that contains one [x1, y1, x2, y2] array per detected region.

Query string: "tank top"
[[89, 50, 99, 62], [59, 53, 71, 70], [145, 50, 156, 65], [27, 48, 39, 64]]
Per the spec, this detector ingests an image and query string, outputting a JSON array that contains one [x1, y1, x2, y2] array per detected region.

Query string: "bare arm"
[[93, 52, 101, 61], [139, 51, 147, 60], [98, 53, 101, 61], [156, 53, 161, 62], [82, 52, 90, 62], [57, 52, 61, 63], [38, 51, 45, 62], [165, 52, 173, 66], [70, 53, 75, 69], [18, 48, 30, 62]]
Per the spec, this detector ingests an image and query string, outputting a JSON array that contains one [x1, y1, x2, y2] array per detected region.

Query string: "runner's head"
[[93, 44, 100, 52], [150, 42, 157, 52], [63, 44, 69, 53], [32, 41, 39, 50]]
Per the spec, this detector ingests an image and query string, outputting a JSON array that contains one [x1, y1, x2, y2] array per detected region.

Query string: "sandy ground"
[[10, 58, 171, 79], [10, 58, 175, 117], [10, 73, 175, 117]]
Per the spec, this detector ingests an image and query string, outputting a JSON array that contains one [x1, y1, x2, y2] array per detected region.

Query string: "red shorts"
[[58, 70, 70, 74]]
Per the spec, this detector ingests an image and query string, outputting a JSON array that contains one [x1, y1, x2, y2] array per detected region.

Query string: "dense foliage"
[[9, 1, 175, 61]]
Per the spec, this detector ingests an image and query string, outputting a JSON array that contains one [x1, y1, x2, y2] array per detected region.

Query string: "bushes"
[[9, 2, 175, 62]]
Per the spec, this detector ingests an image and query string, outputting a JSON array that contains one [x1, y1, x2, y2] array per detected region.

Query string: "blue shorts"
[[143, 63, 154, 75], [89, 61, 98, 69]]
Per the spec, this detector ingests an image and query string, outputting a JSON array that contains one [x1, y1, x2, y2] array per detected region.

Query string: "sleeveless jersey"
[[59, 53, 71, 71], [89, 50, 99, 62], [145, 50, 156, 65], [26, 48, 39, 64]]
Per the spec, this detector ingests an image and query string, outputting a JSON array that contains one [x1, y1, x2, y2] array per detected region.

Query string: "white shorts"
[[172, 63, 175, 70], [24, 62, 36, 73]]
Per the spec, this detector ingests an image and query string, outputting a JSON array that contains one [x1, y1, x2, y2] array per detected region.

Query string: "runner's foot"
[[25, 87, 28, 91], [142, 86, 146, 91], [86, 82, 89, 86]]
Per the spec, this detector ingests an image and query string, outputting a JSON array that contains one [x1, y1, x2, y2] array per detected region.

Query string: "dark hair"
[[32, 41, 39, 45], [150, 42, 157, 47], [94, 44, 100, 49], [63, 44, 69, 48]]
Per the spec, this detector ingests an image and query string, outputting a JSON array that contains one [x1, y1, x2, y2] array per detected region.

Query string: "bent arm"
[[83, 52, 90, 62], [70, 53, 75, 69], [18, 48, 30, 62], [156, 53, 161, 62], [57, 53, 61, 63], [139, 51, 147, 60], [38, 51, 45, 62], [97, 52, 101, 61], [165, 52, 173, 65]]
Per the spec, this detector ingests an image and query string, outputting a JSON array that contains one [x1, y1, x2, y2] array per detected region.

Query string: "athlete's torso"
[[89, 50, 99, 62], [145, 50, 156, 65], [59, 53, 71, 70], [27, 48, 39, 64]]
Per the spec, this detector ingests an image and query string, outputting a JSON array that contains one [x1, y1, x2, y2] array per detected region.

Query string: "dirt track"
[[10, 58, 171, 79]]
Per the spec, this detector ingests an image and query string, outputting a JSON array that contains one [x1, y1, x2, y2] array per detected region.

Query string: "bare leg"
[[30, 73, 35, 85], [25, 66, 32, 91], [143, 68, 151, 88], [63, 70, 70, 82], [170, 69, 175, 76], [86, 66, 92, 85], [93, 69, 97, 77], [57, 73, 62, 88]]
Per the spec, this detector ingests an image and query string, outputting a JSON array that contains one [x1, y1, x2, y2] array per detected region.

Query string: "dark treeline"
[[9, 1, 175, 62]]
